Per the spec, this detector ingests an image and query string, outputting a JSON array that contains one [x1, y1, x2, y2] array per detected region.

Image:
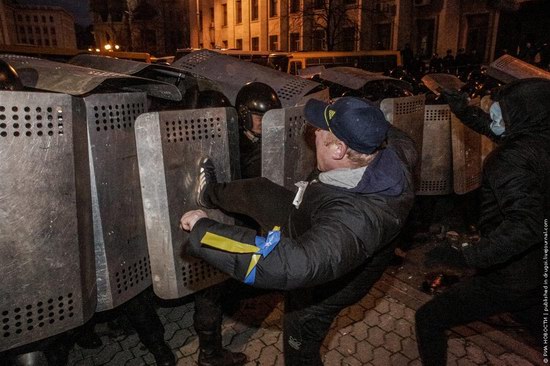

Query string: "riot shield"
[[172, 50, 320, 108], [262, 107, 316, 190], [0, 54, 181, 101], [417, 105, 453, 195], [0, 91, 95, 351], [135, 108, 239, 299], [83, 92, 152, 311], [488, 54, 550, 83], [380, 95, 425, 188], [451, 98, 482, 195], [421, 73, 465, 95]]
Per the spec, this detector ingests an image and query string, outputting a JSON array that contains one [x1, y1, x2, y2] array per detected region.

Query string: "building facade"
[[0, 0, 77, 49], [90, 0, 189, 56], [188, 0, 543, 64]]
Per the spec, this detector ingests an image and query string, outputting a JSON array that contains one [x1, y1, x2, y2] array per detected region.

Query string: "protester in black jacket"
[[416, 78, 550, 365], [181, 97, 417, 365]]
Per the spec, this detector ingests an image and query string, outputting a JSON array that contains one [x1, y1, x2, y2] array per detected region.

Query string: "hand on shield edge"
[[180, 209, 208, 232], [441, 88, 469, 115]]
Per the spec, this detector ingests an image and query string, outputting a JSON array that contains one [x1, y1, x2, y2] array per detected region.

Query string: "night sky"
[[17, 0, 91, 25]]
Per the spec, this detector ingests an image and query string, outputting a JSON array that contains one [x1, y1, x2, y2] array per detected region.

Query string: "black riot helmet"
[[235, 82, 282, 131], [196, 89, 232, 109], [0, 60, 23, 91]]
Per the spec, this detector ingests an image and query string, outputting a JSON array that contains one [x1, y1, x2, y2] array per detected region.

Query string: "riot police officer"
[[234, 82, 282, 179]]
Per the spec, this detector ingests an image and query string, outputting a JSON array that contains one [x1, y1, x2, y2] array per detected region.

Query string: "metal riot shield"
[[0, 54, 181, 101], [172, 50, 321, 108], [417, 105, 453, 195], [451, 98, 482, 194], [135, 108, 239, 300], [487, 54, 550, 83], [262, 107, 316, 190], [83, 92, 152, 311], [0, 91, 96, 351], [380, 95, 425, 188]]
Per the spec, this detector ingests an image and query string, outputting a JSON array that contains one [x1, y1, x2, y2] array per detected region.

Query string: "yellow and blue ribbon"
[[200, 226, 281, 285]]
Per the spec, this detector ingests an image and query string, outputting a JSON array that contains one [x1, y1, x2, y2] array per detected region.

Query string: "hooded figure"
[[417, 78, 550, 365]]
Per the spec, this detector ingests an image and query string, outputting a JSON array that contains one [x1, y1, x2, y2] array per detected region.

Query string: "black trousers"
[[205, 177, 395, 365], [415, 275, 541, 366]]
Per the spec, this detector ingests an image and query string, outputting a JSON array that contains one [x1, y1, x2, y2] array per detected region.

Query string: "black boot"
[[75, 330, 102, 349], [196, 157, 218, 209], [148, 343, 176, 366], [197, 330, 247, 366]]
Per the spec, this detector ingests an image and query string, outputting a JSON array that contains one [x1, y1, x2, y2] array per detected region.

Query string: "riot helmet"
[[0, 60, 23, 91], [235, 82, 281, 131], [196, 89, 231, 109]]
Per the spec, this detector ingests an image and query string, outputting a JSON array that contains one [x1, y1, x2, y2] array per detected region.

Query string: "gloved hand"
[[441, 88, 469, 115], [424, 241, 468, 268]]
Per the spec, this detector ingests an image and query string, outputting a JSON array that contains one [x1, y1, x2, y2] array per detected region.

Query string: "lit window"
[[251, 37, 259, 51], [251, 0, 259, 20], [270, 0, 278, 17]]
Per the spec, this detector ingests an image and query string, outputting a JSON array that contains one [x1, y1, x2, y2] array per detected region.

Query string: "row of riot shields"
[[0, 90, 315, 352], [380, 94, 495, 196], [0, 52, 322, 353]]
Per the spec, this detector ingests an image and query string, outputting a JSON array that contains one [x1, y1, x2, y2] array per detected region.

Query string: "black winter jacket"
[[451, 78, 550, 292], [185, 127, 417, 290]]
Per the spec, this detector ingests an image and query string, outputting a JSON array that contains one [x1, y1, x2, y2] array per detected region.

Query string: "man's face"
[[250, 113, 263, 135], [314, 129, 338, 172]]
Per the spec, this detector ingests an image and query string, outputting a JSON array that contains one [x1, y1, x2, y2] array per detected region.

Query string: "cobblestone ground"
[[66, 268, 544, 366]]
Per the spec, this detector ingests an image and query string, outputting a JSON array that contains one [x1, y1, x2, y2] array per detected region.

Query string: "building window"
[[35, 26, 40, 34], [43, 26, 48, 33], [26, 15, 30, 22], [342, 26, 356, 51], [209, 7, 214, 28], [37, 39, 42, 45], [269, 35, 278, 51], [222, 4, 228, 26], [236, 39, 243, 49], [199, 11, 203, 31], [33, 15, 38, 22], [290, 32, 300, 51], [45, 39, 50, 46], [223, 40, 228, 48], [50, 27, 55, 35], [314, 0, 324, 9], [42, 15, 46, 23], [236, 0, 242, 23], [17, 15, 22, 21], [27, 26, 32, 33], [52, 39, 57, 46], [312, 29, 325, 50], [21, 37, 27, 43], [270, 0, 278, 17], [251, 0, 259, 20], [18, 26, 25, 34], [251, 37, 259, 51], [344, 0, 356, 3], [29, 38, 34, 45], [290, 0, 300, 13], [49, 16, 54, 22]]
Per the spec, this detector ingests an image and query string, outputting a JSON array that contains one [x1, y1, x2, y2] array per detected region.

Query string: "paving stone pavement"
[[64, 268, 544, 366]]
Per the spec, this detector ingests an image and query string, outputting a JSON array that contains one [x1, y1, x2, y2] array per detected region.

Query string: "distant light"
[[104, 44, 112, 50], [87, 48, 93, 52], [95, 48, 100, 52], [114, 45, 120, 50]]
